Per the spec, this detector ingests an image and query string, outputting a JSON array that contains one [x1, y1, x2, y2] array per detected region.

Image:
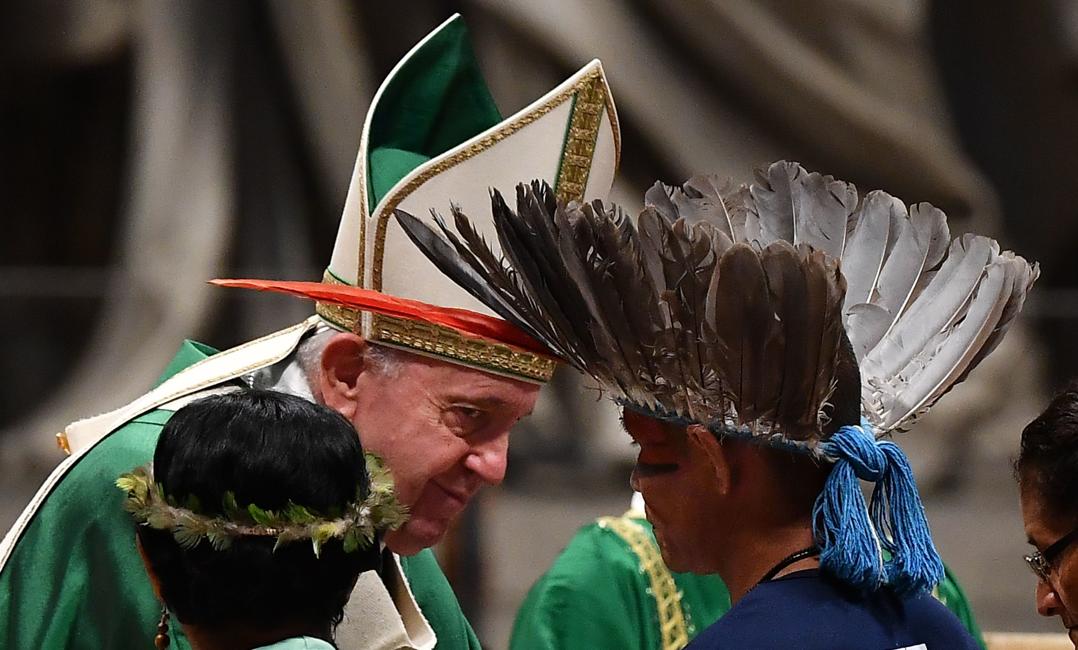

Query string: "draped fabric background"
[[1, 0, 1073, 642]]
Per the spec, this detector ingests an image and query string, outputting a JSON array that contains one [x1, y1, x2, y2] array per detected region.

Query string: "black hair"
[[772, 332, 860, 516], [1016, 381, 1078, 517], [137, 389, 381, 632], [823, 332, 862, 435]]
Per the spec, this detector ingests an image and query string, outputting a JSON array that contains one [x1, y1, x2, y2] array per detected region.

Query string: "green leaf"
[[222, 492, 241, 519], [184, 494, 203, 514], [313, 523, 337, 543], [342, 529, 360, 554], [248, 504, 272, 526], [284, 502, 315, 525]]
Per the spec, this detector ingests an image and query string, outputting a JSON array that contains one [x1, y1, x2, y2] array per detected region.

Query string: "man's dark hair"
[[823, 332, 862, 435], [1016, 381, 1078, 517], [137, 389, 380, 631]]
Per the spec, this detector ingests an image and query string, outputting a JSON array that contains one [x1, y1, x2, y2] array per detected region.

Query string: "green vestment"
[[0, 339, 480, 650], [510, 515, 984, 650]]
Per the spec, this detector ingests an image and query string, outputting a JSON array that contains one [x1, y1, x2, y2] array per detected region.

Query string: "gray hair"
[[297, 326, 406, 384]]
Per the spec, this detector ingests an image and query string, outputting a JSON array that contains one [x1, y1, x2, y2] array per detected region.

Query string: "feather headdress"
[[645, 161, 1038, 436], [396, 182, 849, 450], [394, 162, 1037, 595]]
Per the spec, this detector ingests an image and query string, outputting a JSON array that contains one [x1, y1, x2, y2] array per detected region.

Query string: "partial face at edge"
[[349, 350, 539, 556], [1020, 473, 1078, 645], [623, 409, 726, 573]]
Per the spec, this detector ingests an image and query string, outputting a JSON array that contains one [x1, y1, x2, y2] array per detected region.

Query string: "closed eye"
[[453, 405, 483, 420], [444, 404, 490, 436]]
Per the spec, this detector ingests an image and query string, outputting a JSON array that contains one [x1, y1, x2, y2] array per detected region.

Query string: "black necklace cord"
[[758, 546, 821, 584]]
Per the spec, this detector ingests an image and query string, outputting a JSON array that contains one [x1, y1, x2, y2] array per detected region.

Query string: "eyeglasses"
[[1025, 526, 1078, 583]]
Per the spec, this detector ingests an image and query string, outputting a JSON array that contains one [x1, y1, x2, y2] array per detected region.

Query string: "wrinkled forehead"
[[398, 350, 541, 409]]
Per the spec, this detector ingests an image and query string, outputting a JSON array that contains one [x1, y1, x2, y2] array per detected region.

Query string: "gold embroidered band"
[[371, 314, 556, 383], [555, 74, 607, 203], [315, 272, 556, 383], [598, 515, 690, 650]]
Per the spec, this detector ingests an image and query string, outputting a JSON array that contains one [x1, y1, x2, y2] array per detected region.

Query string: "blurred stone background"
[[2, 1, 1076, 646]]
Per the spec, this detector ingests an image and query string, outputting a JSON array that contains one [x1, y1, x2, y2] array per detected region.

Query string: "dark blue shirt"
[[686, 569, 979, 650]]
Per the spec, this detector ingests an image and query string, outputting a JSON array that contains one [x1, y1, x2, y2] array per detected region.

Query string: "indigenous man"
[[392, 163, 1037, 648], [509, 492, 984, 650], [0, 15, 619, 649]]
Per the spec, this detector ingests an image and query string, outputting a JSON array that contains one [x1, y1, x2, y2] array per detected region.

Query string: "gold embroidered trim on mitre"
[[315, 271, 556, 383], [555, 74, 606, 203], [315, 271, 362, 332], [371, 313, 555, 383], [368, 66, 618, 292], [598, 515, 690, 650]]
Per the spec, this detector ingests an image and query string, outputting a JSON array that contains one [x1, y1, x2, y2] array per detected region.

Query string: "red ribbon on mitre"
[[210, 279, 554, 357]]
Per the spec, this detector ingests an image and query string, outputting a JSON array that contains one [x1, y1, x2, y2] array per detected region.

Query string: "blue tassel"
[[869, 440, 945, 595], [814, 420, 943, 595], [812, 423, 886, 592]]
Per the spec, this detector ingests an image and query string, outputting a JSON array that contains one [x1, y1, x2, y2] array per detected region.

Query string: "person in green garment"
[[122, 389, 402, 650], [509, 492, 986, 650], [0, 14, 622, 649]]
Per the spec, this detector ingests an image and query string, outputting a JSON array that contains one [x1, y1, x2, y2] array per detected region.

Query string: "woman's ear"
[[318, 333, 370, 420], [135, 535, 164, 602], [687, 424, 733, 496]]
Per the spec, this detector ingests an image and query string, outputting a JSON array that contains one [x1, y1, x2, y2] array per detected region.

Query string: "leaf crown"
[[116, 452, 408, 557]]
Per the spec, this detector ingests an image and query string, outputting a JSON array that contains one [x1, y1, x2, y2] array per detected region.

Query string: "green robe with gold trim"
[[510, 515, 984, 650], [0, 340, 480, 650]]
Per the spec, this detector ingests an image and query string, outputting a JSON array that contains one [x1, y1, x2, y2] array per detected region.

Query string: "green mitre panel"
[[367, 15, 502, 211]]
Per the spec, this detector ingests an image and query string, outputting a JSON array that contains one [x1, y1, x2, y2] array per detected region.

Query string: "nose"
[[464, 432, 509, 486], [1036, 578, 1063, 618]]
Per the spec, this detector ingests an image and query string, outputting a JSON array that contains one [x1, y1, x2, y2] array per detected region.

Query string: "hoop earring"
[[154, 606, 170, 649]]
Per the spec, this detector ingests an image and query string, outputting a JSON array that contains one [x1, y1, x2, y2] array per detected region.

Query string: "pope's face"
[[349, 351, 539, 556], [1021, 475, 1078, 646], [623, 409, 724, 573]]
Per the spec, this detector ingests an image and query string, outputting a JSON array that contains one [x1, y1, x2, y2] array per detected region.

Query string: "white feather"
[[750, 161, 800, 246], [862, 234, 997, 381], [877, 261, 1012, 430], [846, 302, 892, 362], [794, 171, 856, 260], [841, 192, 898, 311]]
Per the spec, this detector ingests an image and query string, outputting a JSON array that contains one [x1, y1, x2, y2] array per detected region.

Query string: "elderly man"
[[0, 15, 619, 649], [394, 163, 1036, 648]]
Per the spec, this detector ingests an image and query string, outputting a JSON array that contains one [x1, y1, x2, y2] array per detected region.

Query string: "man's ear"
[[319, 333, 369, 420], [687, 424, 733, 496]]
